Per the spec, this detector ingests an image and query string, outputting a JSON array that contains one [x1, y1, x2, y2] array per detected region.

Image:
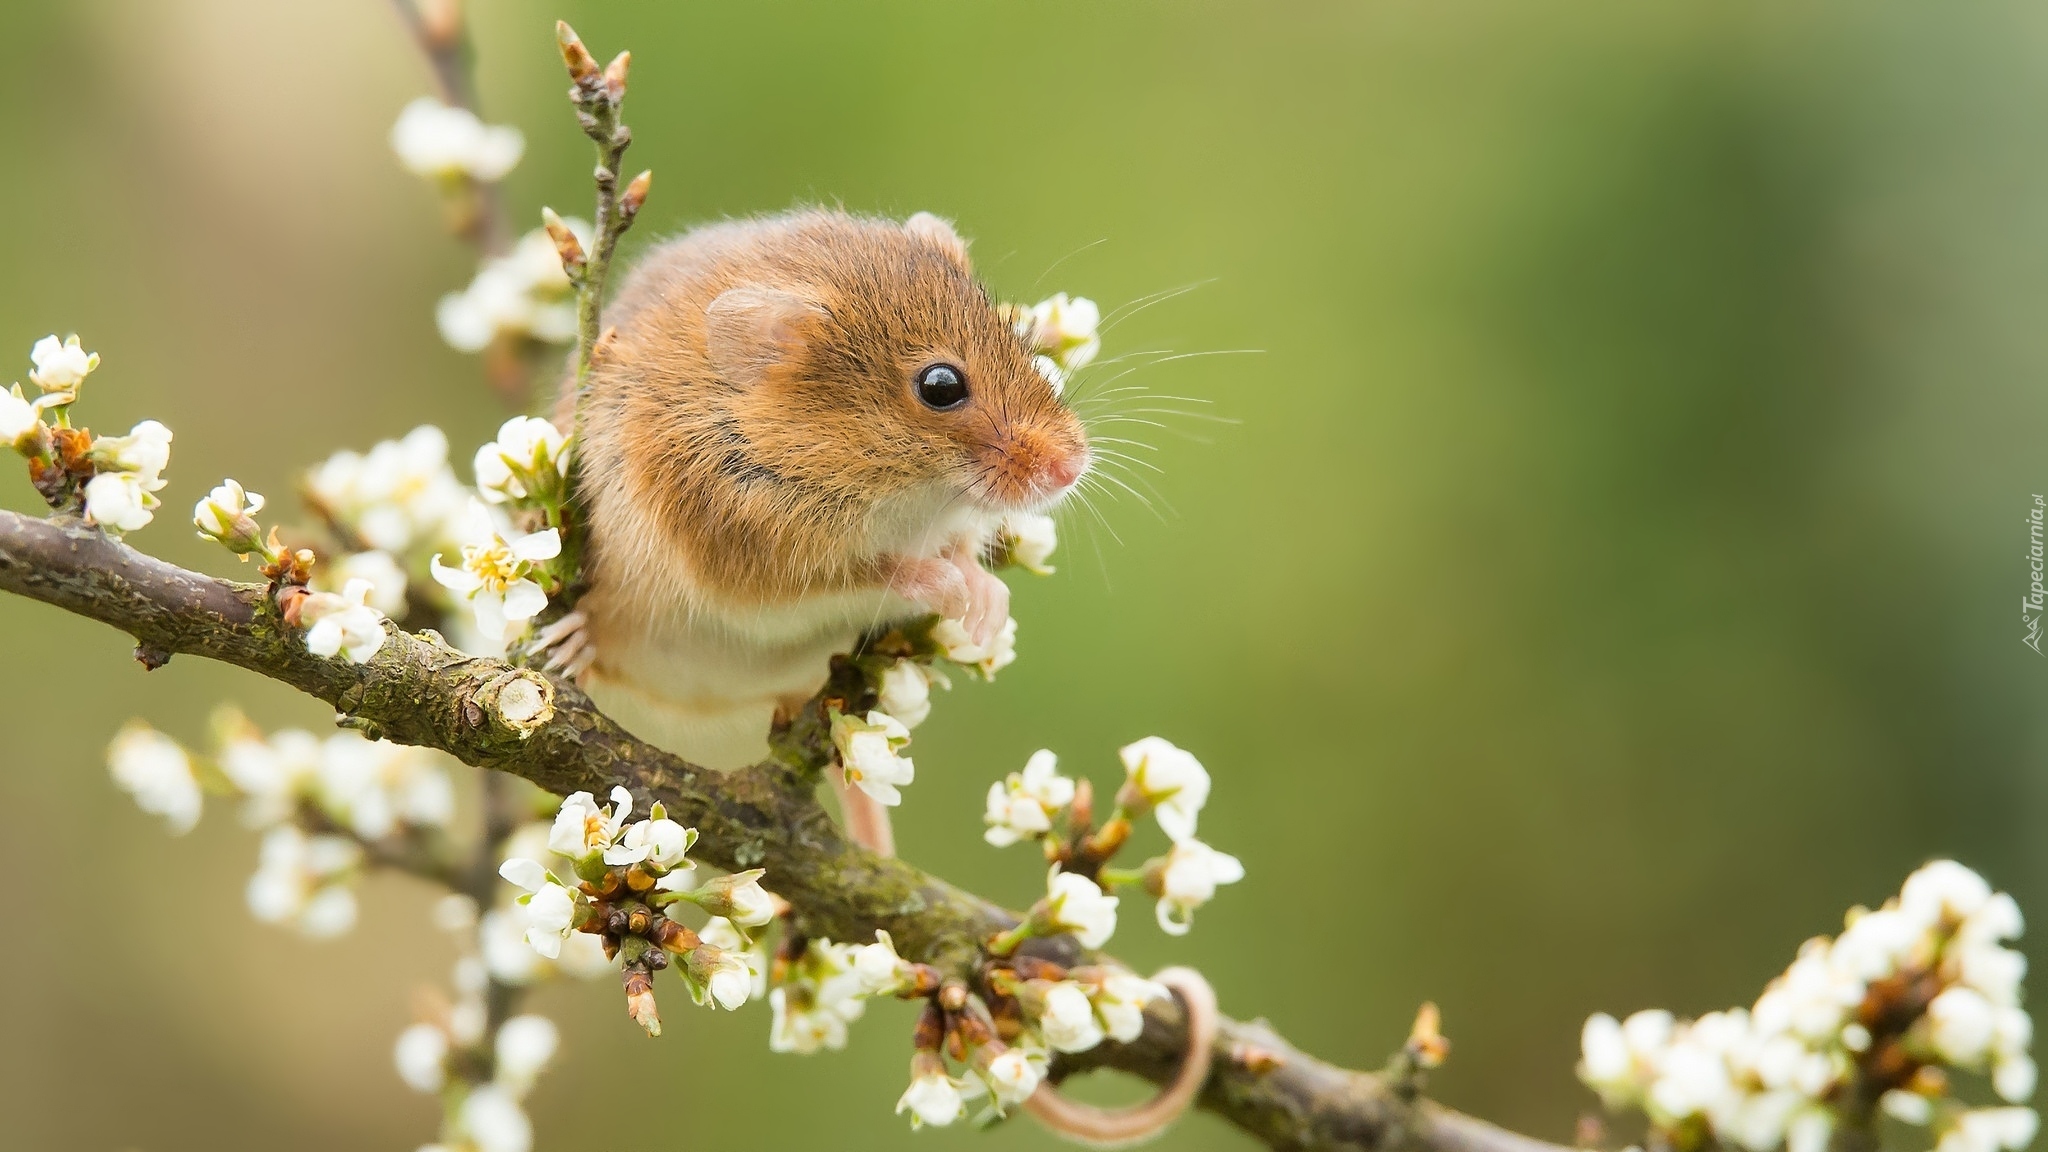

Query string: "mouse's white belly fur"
[[584, 583, 921, 769], [580, 480, 1001, 768]]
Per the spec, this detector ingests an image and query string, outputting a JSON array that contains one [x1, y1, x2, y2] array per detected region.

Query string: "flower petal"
[[501, 579, 549, 622]]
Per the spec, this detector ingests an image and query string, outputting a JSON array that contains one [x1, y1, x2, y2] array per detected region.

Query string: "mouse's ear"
[[905, 212, 972, 270], [705, 286, 827, 388]]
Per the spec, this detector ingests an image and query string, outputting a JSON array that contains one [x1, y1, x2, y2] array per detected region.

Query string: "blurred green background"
[[4, 0, 2048, 1148]]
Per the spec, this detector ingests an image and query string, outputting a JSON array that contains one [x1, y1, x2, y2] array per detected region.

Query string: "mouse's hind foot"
[[536, 610, 598, 681]]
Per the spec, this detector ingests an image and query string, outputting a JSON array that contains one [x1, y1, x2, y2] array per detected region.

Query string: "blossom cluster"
[[984, 737, 1243, 938], [437, 221, 591, 354], [1580, 860, 2035, 1152], [394, 966, 557, 1152], [306, 424, 472, 558], [0, 333, 185, 533], [863, 735, 1242, 1132], [107, 712, 459, 937], [497, 788, 773, 1035]]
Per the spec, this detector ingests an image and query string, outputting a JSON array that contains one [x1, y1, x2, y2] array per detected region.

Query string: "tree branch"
[[0, 507, 1570, 1152]]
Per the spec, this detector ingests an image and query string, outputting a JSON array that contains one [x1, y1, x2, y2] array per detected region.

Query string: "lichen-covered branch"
[[0, 506, 1569, 1152]]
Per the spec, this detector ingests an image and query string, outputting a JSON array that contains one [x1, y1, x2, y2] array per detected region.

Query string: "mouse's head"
[[704, 211, 1090, 520]]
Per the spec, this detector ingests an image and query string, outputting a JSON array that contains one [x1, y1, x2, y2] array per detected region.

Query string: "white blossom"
[[1118, 735, 1211, 842], [1152, 836, 1245, 935], [390, 97, 524, 182], [319, 550, 410, 618], [547, 787, 634, 860], [701, 917, 771, 997], [306, 426, 471, 556], [1998, 1054, 2039, 1103], [1017, 293, 1101, 377], [217, 726, 321, 828], [1001, 511, 1058, 575], [700, 949, 755, 1011], [876, 660, 938, 728], [393, 1024, 448, 1093], [432, 893, 479, 933], [28, 334, 99, 397], [770, 986, 857, 1054], [299, 578, 389, 664], [1939, 1108, 2041, 1152], [1903, 860, 1995, 928], [1930, 986, 2000, 1066], [431, 502, 561, 644], [983, 749, 1076, 848], [91, 418, 173, 477], [851, 931, 908, 996], [313, 734, 455, 838], [931, 614, 1017, 679], [493, 1015, 558, 1095], [474, 415, 570, 506], [897, 1066, 966, 1129], [498, 857, 580, 960], [603, 816, 695, 871], [984, 1045, 1046, 1106], [832, 709, 915, 806], [245, 825, 361, 937], [458, 1084, 533, 1152], [768, 937, 867, 1054], [84, 471, 161, 532], [1037, 981, 1106, 1053], [107, 723, 203, 835], [0, 386, 47, 451], [1084, 970, 1166, 1044], [436, 223, 588, 353], [1041, 868, 1119, 949], [192, 479, 266, 552]]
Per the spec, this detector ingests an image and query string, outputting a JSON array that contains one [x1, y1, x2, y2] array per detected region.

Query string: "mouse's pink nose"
[[1039, 449, 1088, 494]]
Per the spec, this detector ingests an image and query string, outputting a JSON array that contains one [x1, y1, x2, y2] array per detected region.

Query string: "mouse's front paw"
[[536, 610, 598, 681], [884, 554, 970, 620], [949, 553, 1011, 647]]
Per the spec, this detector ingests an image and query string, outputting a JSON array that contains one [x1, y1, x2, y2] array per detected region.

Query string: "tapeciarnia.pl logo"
[[2027, 495, 2045, 654]]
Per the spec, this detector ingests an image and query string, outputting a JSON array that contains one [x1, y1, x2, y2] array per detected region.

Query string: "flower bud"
[[540, 207, 587, 280], [555, 21, 601, 85], [622, 964, 662, 1036], [999, 511, 1058, 575], [0, 386, 51, 456], [850, 931, 908, 995], [979, 1043, 1046, 1107], [1032, 868, 1119, 949], [686, 869, 774, 928], [896, 1051, 964, 1129], [604, 50, 631, 103], [193, 479, 269, 555], [1117, 735, 1211, 842], [684, 944, 754, 1010], [621, 169, 653, 222], [1023, 979, 1104, 1054], [27, 333, 99, 399]]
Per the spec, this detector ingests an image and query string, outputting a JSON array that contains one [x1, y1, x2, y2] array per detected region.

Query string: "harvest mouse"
[[547, 208, 1087, 776], [545, 208, 1213, 1144]]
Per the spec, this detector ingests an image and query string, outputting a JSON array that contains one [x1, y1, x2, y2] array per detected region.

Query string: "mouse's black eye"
[[915, 363, 969, 410]]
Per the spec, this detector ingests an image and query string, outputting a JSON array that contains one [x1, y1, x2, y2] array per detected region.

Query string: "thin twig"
[[0, 507, 1572, 1152], [386, 0, 509, 257], [552, 22, 651, 445]]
